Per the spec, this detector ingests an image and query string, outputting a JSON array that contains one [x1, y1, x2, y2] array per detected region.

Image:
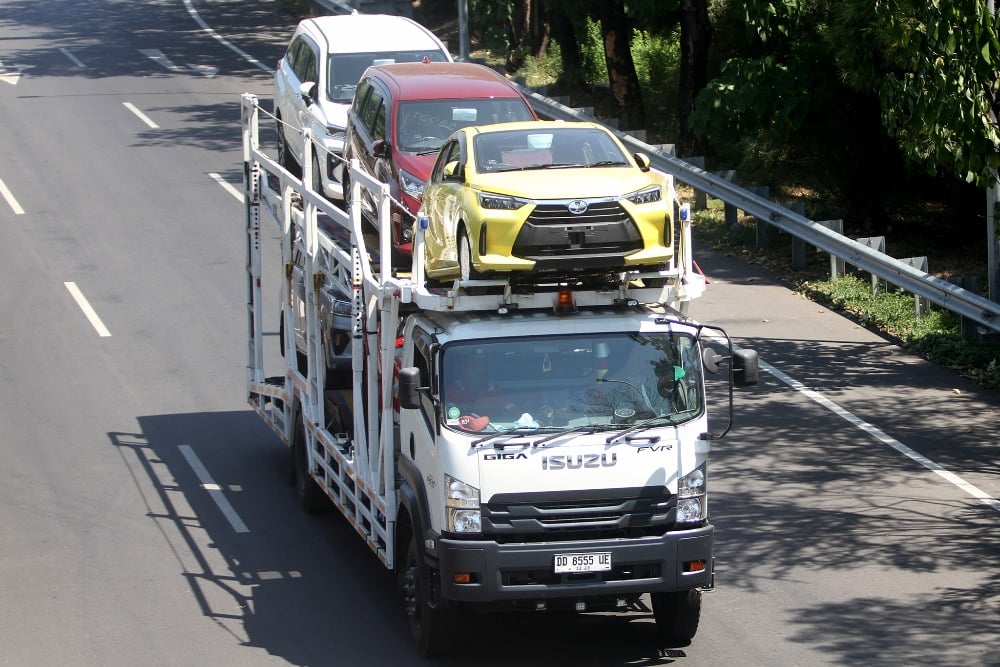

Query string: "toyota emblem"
[[567, 200, 588, 215]]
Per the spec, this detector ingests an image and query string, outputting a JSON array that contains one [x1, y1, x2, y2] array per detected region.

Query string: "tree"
[[677, 0, 712, 153], [596, 1, 645, 129]]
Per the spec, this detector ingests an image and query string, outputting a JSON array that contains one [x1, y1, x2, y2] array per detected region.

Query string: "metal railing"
[[517, 87, 1000, 334]]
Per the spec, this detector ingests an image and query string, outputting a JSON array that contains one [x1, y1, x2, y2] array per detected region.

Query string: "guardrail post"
[[899, 256, 930, 315], [746, 186, 771, 246], [855, 237, 886, 294], [949, 276, 981, 342], [681, 157, 707, 209]]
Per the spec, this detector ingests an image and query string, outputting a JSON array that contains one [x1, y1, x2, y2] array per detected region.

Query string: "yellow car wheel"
[[458, 227, 482, 281]]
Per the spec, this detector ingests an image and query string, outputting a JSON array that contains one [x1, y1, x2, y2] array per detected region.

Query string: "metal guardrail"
[[518, 86, 1000, 334]]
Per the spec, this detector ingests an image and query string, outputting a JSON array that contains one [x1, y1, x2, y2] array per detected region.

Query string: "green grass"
[[692, 203, 1000, 390]]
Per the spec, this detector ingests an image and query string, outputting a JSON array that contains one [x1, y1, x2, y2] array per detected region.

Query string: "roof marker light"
[[554, 288, 577, 314]]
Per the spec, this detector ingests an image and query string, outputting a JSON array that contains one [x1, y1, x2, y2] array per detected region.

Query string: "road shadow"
[[109, 410, 703, 666]]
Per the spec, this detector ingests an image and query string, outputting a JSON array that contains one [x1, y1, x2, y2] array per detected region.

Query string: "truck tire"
[[403, 533, 455, 657], [292, 412, 327, 514], [651, 589, 701, 644]]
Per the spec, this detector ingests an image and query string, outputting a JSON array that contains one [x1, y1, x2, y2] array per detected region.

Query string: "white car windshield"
[[326, 51, 449, 102]]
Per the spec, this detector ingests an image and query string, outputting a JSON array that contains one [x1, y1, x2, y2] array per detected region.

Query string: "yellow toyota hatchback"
[[418, 120, 674, 282]]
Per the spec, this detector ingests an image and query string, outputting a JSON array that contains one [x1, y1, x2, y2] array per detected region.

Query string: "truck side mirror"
[[398, 366, 422, 409], [702, 347, 722, 374], [732, 348, 759, 387]]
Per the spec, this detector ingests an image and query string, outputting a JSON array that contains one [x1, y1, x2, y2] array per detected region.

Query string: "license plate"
[[554, 552, 612, 573]]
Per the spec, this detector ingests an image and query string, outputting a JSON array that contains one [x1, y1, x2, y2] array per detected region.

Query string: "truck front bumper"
[[435, 524, 712, 603]]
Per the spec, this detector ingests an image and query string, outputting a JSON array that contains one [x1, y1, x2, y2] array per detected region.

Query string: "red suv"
[[344, 61, 537, 263]]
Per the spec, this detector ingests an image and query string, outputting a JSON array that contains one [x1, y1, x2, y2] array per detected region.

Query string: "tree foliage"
[[869, 0, 1000, 187]]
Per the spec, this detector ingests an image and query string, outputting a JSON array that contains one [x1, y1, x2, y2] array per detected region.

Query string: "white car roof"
[[302, 14, 451, 56]]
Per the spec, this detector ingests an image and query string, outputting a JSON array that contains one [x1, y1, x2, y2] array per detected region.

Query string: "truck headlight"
[[445, 474, 481, 533], [676, 463, 707, 524]]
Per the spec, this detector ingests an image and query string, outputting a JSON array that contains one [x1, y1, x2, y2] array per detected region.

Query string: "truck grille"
[[482, 486, 675, 543]]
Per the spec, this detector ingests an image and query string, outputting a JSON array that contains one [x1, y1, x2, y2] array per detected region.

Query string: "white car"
[[273, 14, 452, 200]]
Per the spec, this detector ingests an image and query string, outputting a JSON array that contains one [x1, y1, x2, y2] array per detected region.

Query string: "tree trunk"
[[505, 0, 532, 72], [678, 0, 712, 155], [546, 2, 583, 87], [598, 1, 644, 129]]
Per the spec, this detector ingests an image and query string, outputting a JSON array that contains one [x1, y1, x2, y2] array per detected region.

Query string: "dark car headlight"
[[624, 185, 662, 205], [479, 192, 527, 210]]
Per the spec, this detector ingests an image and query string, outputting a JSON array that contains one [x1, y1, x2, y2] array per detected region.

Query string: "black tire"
[[651, 589, 702, 644], [402, 533, 456, 657], [276, 116, 300, 175], [292, 411, 326, 514], [642, 264, 668, 288], [311, 150, 324, 197]]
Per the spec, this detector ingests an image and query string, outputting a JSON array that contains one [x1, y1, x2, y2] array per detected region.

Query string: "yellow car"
[[418, 120, 674, 281]]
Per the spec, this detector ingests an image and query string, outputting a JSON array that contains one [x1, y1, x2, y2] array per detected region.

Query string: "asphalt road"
[[0, 1, 997, 665]]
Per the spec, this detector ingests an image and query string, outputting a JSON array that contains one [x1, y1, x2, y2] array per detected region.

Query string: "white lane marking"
[[186, 63, 218, 79], [123, 102, 159, 129], [64, 282, 112, 337], [59, 48, 86, 68], [0, 176, 25, 214], [183, 0, 272, 73], [138, 48, 185, 73], [179, 445, 250, 534], [209, 172, 244, 203], [0, 57, 22, 85], [760, 358, 1000, 513]]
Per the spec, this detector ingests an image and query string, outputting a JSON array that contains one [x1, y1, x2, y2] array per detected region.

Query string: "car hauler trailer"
[[241, 93, 759, 656]]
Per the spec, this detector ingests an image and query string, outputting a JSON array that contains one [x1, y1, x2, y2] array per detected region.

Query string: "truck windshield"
[[440, 332, 703, 433]]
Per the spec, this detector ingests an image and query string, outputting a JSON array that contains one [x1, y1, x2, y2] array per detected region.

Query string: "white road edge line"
[[759, 357, 1000, 514], [183, 0, 273, 73], [209, 172, 244, 203], [179, 444, 250, 534], [123, 102, 159, 129], [64, 282, 111, 337], [0, 176, 25, 215]]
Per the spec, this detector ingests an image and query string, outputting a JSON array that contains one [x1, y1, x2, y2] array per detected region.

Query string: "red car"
[[344, 61, 537, 263]]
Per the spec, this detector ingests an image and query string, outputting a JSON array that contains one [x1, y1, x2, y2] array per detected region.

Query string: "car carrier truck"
[[241, 93, 759, 656]]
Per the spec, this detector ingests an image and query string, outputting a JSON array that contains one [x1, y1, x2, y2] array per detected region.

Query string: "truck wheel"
[[651, 589, 701, 644], [292, 413, 326, 514], [403, 534, 455, 656]]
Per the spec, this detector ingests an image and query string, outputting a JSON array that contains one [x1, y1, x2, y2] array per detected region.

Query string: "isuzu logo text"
[[542, 453, 617, 470]]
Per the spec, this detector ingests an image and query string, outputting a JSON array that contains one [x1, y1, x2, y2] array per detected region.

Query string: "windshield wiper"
[[605, 412, 693, 445], [472, 426, 547, 449], [529, 424, 615, 448], [589, 160, 627, 167]]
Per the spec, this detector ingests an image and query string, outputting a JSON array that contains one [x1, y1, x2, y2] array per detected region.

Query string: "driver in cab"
[[443, 350, 531, 432]]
